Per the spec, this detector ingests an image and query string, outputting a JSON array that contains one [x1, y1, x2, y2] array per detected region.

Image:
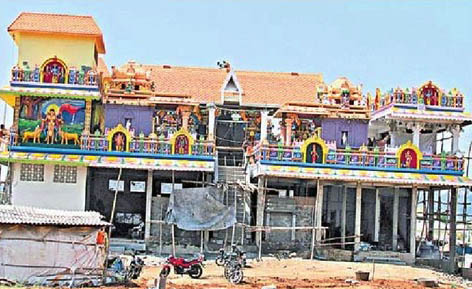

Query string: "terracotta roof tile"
[[118, 64, 323, 106], [97, 57, 109, 77], [8, 12, 105, 53]]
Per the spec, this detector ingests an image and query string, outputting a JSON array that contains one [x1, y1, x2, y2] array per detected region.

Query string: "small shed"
[[0, 205, 110, 286]]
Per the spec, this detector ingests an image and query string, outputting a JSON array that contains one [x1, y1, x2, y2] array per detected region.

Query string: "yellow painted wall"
[[15, 32, 96, 69]]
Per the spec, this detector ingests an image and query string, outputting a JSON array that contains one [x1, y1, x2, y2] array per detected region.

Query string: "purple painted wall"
[[104, 104, 153, 135], [321, 119, 368, 148]]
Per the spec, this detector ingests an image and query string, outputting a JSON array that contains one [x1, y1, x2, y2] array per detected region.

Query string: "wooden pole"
[[171, 170, 176, 256], [109, 168, 123, 236], [171, 224, 176, 256], [145, 169, 153, 240], [311, 180, 319, 260], [231, 186, 236, 246], [241, 190, 246, 246], [159, 202, 163, 256], [200, 230, 204, 253]]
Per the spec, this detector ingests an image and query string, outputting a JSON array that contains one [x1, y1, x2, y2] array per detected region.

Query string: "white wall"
[[11, 163, 87, 211]]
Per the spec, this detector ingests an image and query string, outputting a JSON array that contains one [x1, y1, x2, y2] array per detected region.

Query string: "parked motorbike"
[[107, 252, 144, 281], [216, 245, 247, 267], [127, 253, 145, 280], [224, 259, 244, 284], [159, 255, 204, 279]]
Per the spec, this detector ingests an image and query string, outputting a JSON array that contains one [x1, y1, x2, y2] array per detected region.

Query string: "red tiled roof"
[[97, 57, 109, 77], [118, 64, 323, 106], [8, 12, 105, 53]]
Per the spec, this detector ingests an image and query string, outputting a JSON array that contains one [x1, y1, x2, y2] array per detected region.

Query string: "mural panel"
[[19, 96, 85, 146]]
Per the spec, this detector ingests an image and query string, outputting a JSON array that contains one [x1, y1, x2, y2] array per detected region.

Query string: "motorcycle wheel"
[[229, 268, 244, 284], [189, 264, 203, 279], [224, 265, 231, 280], [216, 257, 225, 266], [160, 267, 170, 278]]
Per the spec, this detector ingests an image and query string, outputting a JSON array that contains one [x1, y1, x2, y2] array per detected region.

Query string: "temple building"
[[1, 12, 471, 264]]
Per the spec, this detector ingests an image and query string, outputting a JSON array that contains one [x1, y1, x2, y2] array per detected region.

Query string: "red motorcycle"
[[160, 255, 204, 279]]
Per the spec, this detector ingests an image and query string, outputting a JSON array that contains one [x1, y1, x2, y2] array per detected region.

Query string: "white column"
[[260, 110, 269, 142], [355, 183, 362, 250], [410, 187, 418, 257], [341, 186, 347, 249], [315, 180, 324, 241], [392, 187, 399, 251], [145, 169, 153, 240], [412, 123, 422, 148], [208, 104, 216, 140], [450, 125, 461, 153], [374, 188, 380, 242]]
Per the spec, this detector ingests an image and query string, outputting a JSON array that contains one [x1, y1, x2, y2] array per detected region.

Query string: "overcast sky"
[[0, 0, 471, 149]]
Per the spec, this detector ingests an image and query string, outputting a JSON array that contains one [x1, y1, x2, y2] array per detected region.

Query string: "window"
[[20, 164, 44, 182], [53, 165, 77, 184]]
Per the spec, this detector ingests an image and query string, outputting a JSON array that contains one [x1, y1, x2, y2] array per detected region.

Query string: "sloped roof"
[[8, 12, 105, 53], [117, 64, 323, 106], [0, 205, 109, 226], [97, 57, 110, 77]]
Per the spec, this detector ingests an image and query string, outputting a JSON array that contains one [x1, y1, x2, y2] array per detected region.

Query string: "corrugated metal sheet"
[[0, 205, 110, 226]]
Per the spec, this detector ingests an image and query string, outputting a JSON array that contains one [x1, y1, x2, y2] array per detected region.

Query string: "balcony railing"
[[80, 135, 215, 156], [375, 92, 464, 111], [252, 144, 464, 173], [11, 66, 98, 86]]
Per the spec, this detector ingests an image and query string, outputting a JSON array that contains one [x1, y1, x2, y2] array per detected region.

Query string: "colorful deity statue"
[[411, 89, 418, 104], [113, 132, 125, 151], [78, 69, 85, 85], [86, 70, 97, 85], [69, 67, 77, 84], [341, 90, 350, 108], [23, 64, 31, 82], [43, 108, 59, 144], [12, 65, 21, 81], [33, 65, 40, 82]]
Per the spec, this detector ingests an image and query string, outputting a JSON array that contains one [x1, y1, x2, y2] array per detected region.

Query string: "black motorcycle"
[[215, 245, 247, 267], [224, 258, 244, 284], [126, 253, 145, 280]]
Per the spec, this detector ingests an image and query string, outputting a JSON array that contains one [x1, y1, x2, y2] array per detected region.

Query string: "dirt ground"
[[135, 258, 464, 289]]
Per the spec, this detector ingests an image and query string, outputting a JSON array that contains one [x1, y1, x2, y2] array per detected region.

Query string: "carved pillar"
[[13, 95, 21, 131], [84, 100, 92, 134], [208, 104, 216, 140], [285, 118, 294, 146], [260, 110, 269, 142]]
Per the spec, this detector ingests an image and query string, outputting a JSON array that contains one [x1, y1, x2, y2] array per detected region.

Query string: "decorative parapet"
[[250, 139, 464, 174], [373, 81, 464, 112]]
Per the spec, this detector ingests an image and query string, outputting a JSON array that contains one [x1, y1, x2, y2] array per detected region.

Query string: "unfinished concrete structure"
[[1, 12, 472, 268]]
